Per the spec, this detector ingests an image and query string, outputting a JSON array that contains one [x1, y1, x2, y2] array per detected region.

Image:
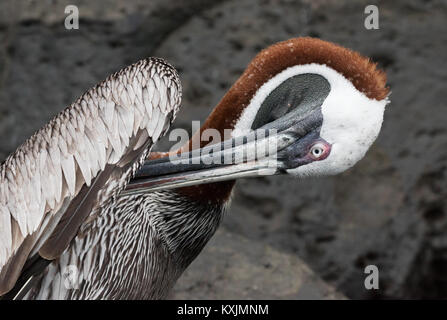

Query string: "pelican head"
[[126, 37, 389, 194]]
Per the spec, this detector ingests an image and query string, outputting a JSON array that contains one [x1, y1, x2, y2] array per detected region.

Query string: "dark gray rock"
[[171, 228, 345, 300]]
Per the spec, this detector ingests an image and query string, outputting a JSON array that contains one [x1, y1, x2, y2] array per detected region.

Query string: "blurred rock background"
[[0, 0, 446, 299]]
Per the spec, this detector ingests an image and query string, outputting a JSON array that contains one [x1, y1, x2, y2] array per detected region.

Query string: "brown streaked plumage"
[[0, 58, 182, 298]]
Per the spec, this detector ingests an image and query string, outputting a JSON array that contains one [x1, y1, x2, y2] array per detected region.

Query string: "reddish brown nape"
[[152, 37, 389, 203]]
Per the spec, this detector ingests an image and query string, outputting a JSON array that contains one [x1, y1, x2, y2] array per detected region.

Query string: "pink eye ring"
[[309, 142, 330, 160]]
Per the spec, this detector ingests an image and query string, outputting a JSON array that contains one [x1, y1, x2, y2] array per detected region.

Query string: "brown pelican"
[[0, 37, 389, 299]]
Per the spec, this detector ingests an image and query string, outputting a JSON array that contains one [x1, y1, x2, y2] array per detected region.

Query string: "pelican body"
[[0, 38, 389, 299]]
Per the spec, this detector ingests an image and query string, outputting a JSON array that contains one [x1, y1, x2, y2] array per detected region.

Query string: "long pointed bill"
[[123, 107, 324, 196], [124, 159, 279, 195], [122, 131, 293, 196]]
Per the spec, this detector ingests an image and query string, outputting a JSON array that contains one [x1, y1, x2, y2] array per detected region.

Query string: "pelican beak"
[[123, 106, 324, 196]]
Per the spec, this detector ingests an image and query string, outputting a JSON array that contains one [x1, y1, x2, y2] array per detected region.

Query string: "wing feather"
[[0, 57, 182, 295]]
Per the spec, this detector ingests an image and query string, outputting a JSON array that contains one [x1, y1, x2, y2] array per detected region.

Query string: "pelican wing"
[[0, 58, 182, 295]]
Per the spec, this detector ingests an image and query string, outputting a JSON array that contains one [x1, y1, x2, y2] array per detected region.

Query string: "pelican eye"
[[309, 143, 326, 159]]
